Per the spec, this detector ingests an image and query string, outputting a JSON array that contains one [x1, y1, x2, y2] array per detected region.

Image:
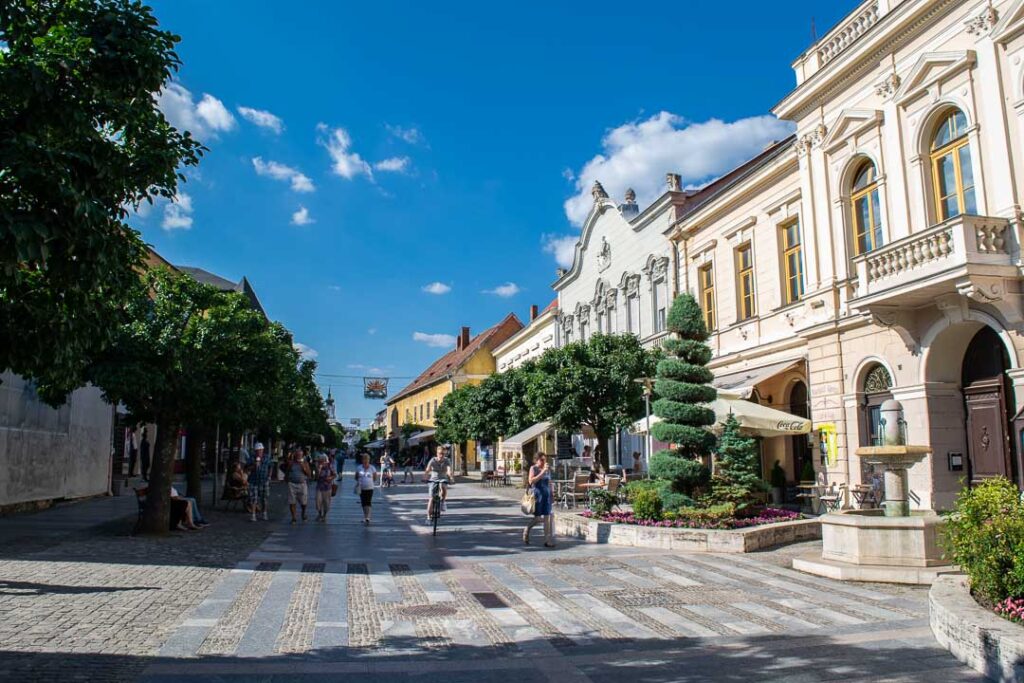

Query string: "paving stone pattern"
[[134, 483, 983, 682]]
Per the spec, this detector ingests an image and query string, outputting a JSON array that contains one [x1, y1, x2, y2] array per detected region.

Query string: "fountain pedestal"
[[792, 444, 957, 585]]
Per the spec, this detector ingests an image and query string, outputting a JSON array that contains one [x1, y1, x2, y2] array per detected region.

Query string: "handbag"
[[331, 483, 338, 497], [520, 488, 537, 516]]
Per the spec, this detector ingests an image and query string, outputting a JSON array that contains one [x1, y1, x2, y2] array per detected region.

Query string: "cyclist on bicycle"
[[423, 445, 453, 522]]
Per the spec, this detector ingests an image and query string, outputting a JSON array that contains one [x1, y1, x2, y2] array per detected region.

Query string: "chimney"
[[530, 304, 539, 321], [458, 326, 470, 351], [618, 188, 639, 219]]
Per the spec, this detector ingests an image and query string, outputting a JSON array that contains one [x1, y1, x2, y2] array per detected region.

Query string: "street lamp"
[[634, 377, 654, 478]]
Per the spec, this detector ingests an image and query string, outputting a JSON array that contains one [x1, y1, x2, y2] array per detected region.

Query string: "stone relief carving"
[[964, 6, 998, 37], [596, 236, 611, 272], [591, 180, 609, 202], [875, 73, 902, 100], [796, 124, 827, 157]]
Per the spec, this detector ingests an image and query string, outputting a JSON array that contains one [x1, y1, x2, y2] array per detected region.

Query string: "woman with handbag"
[[523, 453, 555, 547], [314, 454, 336, 522]]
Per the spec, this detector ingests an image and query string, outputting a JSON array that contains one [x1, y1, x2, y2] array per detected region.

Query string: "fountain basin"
[[821, 509, 947, 567]]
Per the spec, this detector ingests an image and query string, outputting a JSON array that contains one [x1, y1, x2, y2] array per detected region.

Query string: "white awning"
[[631, 392, 810, 438], [712, 358, 805, 399], [365, 439, 386, 449], [407, 429, 436, 446], [500, 421, 552, 453]]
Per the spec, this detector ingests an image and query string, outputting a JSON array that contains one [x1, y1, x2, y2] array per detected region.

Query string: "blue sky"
[[136, 1, 850, 423]]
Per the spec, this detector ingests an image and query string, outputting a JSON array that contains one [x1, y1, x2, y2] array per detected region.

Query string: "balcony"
[[850, 215, 1019, 310]]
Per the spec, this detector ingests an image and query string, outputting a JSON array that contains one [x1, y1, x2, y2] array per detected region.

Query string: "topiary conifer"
[[649, 293, 715, 497]]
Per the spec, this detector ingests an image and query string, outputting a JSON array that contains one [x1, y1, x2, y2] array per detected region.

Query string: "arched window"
[[860, 364, 893, 447], [930, 108, 976, 221], [851, 159, 883, 255]]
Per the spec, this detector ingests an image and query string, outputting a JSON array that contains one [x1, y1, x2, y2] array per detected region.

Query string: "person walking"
[[247, 442, 272, 521], [523, 452, 555, 548], [314, 454, 336, 522], [285, 448, 311, 524], [401, 449, 415, 484], [353, 453, 377, 525], [140, 429, 151, 481], [127, 427, 139, 477]]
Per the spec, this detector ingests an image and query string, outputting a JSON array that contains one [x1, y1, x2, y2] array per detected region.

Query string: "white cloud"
[[251, 157, 314, 193], [374, 156, 411, 173], [328, 285, 342, 292], [385, 124, 423, 145], [157, 83, 236, 138], [413, 332, 457, 348], [562, 111, 794, 226], [294, 342, 318, 360], [367, 327, 377, 335], [542, 234, 578, 270], [422, 281, 451, 295], [237, 106, 284, 134], [162, 192, 193, 230], [483, 282, 521, 298], [291, 206, 314, 226], [317, 123, 372, 180]]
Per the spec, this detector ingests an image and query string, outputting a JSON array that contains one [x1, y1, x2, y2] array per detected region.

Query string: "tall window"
[[653, 278, 667, 333], [627, 294, 640, 335], [579, 318, 588, 341], [736, 243, 755, 320], [931, 108, 976, 221], [426, 401, 431, 420], [596, 311, 605, 336], [699, 263, 716, 331], [851, 160, 883, 255], [781, 220, 804, 305], [607, 308, 615, 334]]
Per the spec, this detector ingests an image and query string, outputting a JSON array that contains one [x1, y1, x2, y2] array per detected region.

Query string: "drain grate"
[[399, 604, 459, 618], [302, 563, 325, 573], [472, 592, 508, 609], [255, 562, 281, 572], [346, 563, 368, 575]]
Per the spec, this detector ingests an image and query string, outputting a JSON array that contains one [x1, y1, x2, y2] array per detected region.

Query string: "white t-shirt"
[[355, 465, 377, 491]]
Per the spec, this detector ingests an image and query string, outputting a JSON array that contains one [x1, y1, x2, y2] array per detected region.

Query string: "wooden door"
[[964, 379, 1012, 484]]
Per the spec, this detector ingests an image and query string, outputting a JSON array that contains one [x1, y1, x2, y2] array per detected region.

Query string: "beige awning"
[[500, 421, 552, 454], [632, 392, 810, 438], [712, 358, 805, 399], [407, 429, 436, 446]]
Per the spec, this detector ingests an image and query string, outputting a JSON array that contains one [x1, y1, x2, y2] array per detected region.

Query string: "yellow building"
[[386, 314, 523, 470]]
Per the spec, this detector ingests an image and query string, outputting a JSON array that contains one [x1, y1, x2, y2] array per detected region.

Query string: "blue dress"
[[531, 466, 552, 517]]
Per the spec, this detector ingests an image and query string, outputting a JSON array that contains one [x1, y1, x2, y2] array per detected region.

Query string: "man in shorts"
[[247, 442, 272, 522], [423, 445, 453, 523], [284, 448, 311, 524]]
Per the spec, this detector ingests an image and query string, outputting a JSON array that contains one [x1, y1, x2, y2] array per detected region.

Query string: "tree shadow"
[[0, 579, 159, 596]]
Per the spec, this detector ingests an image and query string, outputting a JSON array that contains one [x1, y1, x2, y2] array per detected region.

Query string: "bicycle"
[[427, 479, 451, 536], [381, 469, 394, 488]]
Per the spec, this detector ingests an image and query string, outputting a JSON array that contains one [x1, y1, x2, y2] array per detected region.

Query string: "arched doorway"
[[961, 327, 1015, 484], [789, 381, 810, 481], [858, 364, 893, 484]]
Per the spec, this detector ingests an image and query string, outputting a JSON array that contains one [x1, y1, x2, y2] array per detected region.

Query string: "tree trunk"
[[141, 419, 178, 534], [596, 430, 612, 471], [185, 424, 206, 502]]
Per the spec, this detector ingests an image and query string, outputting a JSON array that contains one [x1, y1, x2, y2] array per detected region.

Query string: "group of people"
[[351, 446, 453, 525]]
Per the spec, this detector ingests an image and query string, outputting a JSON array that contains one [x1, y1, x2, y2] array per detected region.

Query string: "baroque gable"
[[821, 108, 883, 153], [893, 50, 977, 105]]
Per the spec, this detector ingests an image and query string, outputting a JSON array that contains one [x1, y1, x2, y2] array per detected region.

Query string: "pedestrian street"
[[141, 483, 980, 683]]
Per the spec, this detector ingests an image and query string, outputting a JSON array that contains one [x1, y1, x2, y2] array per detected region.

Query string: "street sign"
[[363, 377, 388, 399]]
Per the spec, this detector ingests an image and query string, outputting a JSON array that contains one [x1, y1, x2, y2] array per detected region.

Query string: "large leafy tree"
[[468, 363, 540, 442], [650, 294, 716, 497], [0, 0, 203, 402], [88, 268, 324, 533], [530, 334, 658, 469], [434, 384, 477, 447]]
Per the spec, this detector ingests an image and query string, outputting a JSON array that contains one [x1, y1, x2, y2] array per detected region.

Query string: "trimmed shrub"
[[588, 489, 617, 516], [649, 451, 709, 496], [631, 487, 663, 521], [710, 413, 768, 508], [654, 378, 717, 405], [662, 338, 713, 365], [944, 477, 1024, 605]]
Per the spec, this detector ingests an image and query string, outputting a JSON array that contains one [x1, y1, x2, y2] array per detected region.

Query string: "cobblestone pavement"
[[0, 482, 287, 682], [123, 482, 982, 683]]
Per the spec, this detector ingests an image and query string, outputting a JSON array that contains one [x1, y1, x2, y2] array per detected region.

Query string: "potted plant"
[[769, 460, 786, 505]]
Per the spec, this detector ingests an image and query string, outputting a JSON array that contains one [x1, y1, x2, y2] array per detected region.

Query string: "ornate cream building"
[[562, 0, 1024, 510]]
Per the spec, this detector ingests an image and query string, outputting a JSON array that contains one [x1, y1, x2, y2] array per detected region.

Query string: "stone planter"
[[555, 512, 820, 553], [930, 574, 1024, 682]]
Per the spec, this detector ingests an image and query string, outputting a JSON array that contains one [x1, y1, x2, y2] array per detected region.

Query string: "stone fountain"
[[792, 400, 957, 585]]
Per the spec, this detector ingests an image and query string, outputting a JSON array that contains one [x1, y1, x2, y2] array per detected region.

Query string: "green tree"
[[468, 363, 540, 442], [530, 334, 658, 469], [649, 294, 715, 497], [1, 0, 203, 402], [434, 384, 477, 446], [710, 413, 767, 508]]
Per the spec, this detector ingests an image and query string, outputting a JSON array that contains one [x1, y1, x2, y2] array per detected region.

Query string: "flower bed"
[[996, 596, 1024, 624], [581, 507, 800, 530]]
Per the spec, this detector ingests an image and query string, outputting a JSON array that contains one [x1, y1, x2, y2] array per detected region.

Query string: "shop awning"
[[500, 421, 552, 453], [407, 429, 436, 446], [365, 439, 386, 449], [631, 392, 810, 438], [711, 358, 805, 399]]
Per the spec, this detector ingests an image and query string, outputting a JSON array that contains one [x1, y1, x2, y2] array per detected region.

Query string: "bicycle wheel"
[[431, 495, 440, 536]]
